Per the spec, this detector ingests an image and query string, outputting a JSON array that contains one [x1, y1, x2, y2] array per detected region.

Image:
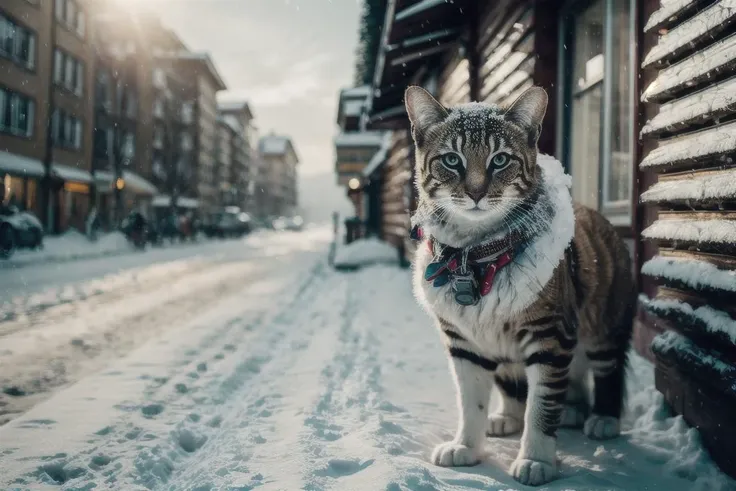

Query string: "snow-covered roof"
[[0, 150, 45, 178], [334, 131, 385, 148], [218, 100, 254, 120], [259, 135, 296, 159], [362, 133, 393, 177], [341, 85, 371, 98], [157, 51, 227, 91], [395, 0, 446, 22]]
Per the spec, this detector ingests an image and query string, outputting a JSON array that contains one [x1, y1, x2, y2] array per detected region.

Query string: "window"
[[153, 125, 164, 149], [153, 97, 164, 118], [181, 102, 193, 124], [95, 70, 110, 109], [0, 14, 36, 70], [181, 132, 193, 151], [559, 0, 635, 225], [51, 109, 82, 149], [124, 90, 137, 119], [0, 88, 35, 137], [122, 132, 135, 162], [153, 68, 167, 89], [55, 0, 85, 38], [93, 126, 109, 160], [54, 49, 84, 95]]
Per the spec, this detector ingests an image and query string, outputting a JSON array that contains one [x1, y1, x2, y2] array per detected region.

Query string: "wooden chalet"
[[360, 0, 736, 477]]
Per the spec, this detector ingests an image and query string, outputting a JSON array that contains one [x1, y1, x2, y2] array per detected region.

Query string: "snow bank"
[[642, 255, 736, 292], [7, 230, 129, 266], [334, 237, 398, 269], [640, 295, 736, 344]]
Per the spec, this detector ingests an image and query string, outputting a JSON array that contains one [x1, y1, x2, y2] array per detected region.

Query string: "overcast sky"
[[129, 0, 362, 177]]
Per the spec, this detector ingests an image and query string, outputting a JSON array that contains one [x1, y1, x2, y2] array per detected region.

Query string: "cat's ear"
[[405, 86, 448, 144], [504, 86, 548, 145]]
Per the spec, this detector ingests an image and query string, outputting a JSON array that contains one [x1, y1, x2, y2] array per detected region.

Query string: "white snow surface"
[[642, 0, 736, 68], [640, 168, 736, 203], [642, 218, 736, 244], [641, 295, 736, 344], [640, 120, 736, 169], [334, 237, 398, 268], [642, 255, 736, 292], [0, 231, 734, 490]]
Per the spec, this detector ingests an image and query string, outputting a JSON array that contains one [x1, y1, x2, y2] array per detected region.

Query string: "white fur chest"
[[411, 155, 575, 358]]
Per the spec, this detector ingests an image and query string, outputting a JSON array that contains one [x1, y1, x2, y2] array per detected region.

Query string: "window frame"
[[0, 87, 34, 138], [0, 13, 37, 71], [556, 0, 636, 227]]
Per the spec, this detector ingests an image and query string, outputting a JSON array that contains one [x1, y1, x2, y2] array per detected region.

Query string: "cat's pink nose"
[[466, 191, 485, 203]]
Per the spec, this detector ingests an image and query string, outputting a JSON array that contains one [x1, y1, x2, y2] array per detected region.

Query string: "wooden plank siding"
[[638, 0, 736, 478], [380, 130, 413, 255]]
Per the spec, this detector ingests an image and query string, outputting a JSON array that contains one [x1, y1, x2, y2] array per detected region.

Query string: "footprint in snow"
[[315, 458, 375, 478], [141, 403, 164, 417]]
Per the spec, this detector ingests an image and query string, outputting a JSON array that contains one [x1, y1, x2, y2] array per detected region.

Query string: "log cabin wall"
[[380, 129, 413, 254], [436, 49, 470, 106], [637, 0, 736, 478], [476, 0, 536, 109]]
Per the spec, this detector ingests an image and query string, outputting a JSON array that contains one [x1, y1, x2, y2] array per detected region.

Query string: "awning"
[[95, 170, 158, 195], [0, 151, 45, 178], [52, 164, 93, 183], [152, 195, 199, 209]]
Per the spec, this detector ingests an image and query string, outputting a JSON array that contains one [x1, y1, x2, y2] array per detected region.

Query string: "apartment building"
[[0, 0, 95, 232], [87, 3, 158, 228], [258, 134, 298, 218], [218, 101, 255, 212]]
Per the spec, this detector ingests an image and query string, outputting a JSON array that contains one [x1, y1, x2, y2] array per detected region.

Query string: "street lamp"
[[115, 178, 125, 191], [348, 178, 360, 190]]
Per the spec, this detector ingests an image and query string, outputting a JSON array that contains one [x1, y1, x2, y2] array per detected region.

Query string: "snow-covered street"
[[0, 230, 733, 490]]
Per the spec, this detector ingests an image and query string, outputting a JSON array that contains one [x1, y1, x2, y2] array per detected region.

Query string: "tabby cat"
[[405, 86, 634, 486]]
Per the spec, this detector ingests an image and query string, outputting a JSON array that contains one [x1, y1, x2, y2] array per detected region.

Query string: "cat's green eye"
[[492, 153, 511, 170], [440, 153, 462, 170]]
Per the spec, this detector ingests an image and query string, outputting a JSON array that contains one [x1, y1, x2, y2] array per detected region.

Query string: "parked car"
[[285, 215, 304, 231], [0, 205, 44, 259], [271, 216, 288, 231], [205, 207, 252, 238]]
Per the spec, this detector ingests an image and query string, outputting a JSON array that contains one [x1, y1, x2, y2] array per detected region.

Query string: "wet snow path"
[[0, 235, 733, 490]]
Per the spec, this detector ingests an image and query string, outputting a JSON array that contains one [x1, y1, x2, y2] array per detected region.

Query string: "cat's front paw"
[[431, 441, 480, 467], [509, 458, 557, 486], [584, 414, 620, 440], [487, 413, 523, 436]]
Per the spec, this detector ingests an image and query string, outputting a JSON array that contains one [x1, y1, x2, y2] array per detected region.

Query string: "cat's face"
[[405, 86, 548, 229]]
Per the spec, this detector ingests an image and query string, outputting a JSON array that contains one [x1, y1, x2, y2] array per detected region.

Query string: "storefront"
[[0, 150, 44, 216]]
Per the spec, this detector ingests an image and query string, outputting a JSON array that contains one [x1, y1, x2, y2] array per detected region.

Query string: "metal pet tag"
[[453, 274, 479, 306]]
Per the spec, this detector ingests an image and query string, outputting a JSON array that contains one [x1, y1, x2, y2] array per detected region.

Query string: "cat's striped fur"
[[405, 86, 634, 486]]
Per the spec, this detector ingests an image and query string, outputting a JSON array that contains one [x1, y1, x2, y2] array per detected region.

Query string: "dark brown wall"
[[0, 1, 52, 162]]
